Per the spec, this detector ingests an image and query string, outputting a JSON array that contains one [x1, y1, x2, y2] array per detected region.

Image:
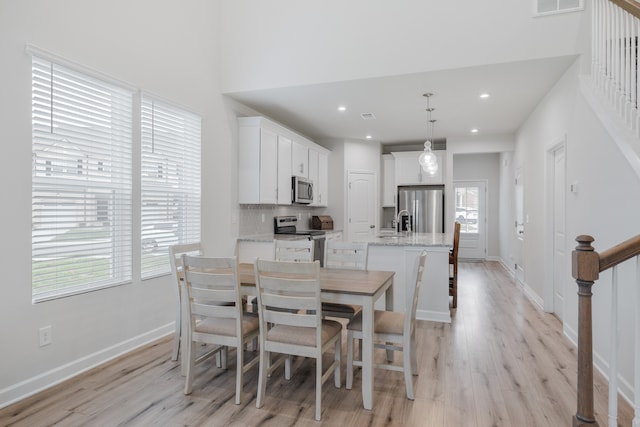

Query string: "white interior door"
[[515, 167, 525, 284], [552, 146, 566, 319], [454, 181, 487, 259], [347, 171, 377, 242]]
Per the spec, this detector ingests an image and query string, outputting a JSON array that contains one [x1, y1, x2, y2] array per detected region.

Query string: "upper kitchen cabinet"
[[392, 151, 445, 185], [238, 116, 329, 205], [277, 135, 292, 205], [308, 148, 329, 207], [382, 154, 395, 207], [292, 140, 309, 178], [238, 119, 278, 204]]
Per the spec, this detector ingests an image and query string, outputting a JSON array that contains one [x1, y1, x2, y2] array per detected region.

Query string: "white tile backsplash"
[[239, 204, 323, 235]]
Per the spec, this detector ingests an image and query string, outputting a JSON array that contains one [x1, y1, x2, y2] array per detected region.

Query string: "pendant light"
[[418, 93, 439, 175]]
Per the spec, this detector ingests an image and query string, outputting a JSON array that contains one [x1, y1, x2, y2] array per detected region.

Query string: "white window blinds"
[[31, 56, 133, 301], [141, 97, 201, 278]]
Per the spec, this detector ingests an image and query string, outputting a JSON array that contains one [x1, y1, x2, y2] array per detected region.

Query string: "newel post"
[[572, 235, 600, 427]]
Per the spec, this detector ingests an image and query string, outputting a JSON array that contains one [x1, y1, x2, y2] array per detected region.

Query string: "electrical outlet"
[[39, 325, 52, 347]]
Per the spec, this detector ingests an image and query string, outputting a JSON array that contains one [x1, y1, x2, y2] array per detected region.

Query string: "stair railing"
[[572, 234, 640, 426]]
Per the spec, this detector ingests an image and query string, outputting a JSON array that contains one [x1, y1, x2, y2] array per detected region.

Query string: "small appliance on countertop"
[[311, 215, 333, 230]]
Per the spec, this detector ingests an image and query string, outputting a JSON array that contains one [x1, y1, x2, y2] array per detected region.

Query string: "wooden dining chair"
[[253, 259, 341, 421], [181, 255, 260, 405], [346, 250, 427, 400], [321, 240, 368, 320], [168, 242, 203, 362], [274, 238, 314, 262], [450, 221, 461, 309]]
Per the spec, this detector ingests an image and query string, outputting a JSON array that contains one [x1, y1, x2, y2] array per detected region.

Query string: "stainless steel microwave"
[[292, 176, 313, 204]]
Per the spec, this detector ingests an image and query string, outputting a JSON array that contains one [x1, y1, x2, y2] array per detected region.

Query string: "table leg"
[[385, 279, 395, 362], [361, 297, 374, 410]]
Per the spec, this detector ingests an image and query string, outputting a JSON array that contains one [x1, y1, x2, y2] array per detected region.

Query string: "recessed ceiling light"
[[471, 128, 479, 133], [338, 106, 347, 112], [479, 93, 490, 99], [365, 135, 372, 139]]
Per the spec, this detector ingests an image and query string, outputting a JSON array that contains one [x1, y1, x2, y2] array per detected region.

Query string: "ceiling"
[[225, 55, 578, 148]]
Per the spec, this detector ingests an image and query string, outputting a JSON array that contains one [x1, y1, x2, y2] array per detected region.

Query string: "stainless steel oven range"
[[274, 215, 325, 266]]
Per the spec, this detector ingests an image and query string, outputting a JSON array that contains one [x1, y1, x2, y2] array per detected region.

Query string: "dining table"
[[237, 262, 395, 411]]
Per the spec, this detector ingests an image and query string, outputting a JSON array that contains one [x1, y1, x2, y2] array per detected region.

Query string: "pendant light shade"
[[419, 93, 438, 175]]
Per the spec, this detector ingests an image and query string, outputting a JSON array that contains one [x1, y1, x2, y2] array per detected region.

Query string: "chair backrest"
[[274, 238, 314, 262], [254, 259, 322, 342], [181, 255, 243, 336], [169, 242, 203, 281], [324, 240, 368, 270], [406, 251, 428, 336], [451, 221, 461, 263]]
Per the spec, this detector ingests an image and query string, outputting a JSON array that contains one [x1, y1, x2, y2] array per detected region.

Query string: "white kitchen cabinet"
[[324, 230, 342, 241], [308, 148, 318, 205], [307, 148, 329, 207], [392, 151, 444, 185], [277, 135, 292, 205], [292, 140, 309, 178], [238, 121, 278, 204], [382, 154, 395, 207], [239, 116, 330, 206], [317, 151, 329, 207]]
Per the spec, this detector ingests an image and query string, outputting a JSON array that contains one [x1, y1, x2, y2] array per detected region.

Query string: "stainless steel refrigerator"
[[397, 185, 444, 233]]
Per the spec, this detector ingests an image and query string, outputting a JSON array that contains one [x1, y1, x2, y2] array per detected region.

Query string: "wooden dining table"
[[237, 262, 395, 411]]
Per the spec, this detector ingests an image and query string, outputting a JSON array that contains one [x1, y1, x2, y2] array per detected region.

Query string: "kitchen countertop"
[[237, 231, 451, 247], [355, 232, 453, 247]]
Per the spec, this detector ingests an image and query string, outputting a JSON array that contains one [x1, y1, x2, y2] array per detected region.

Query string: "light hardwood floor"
[[0, 261, 633, 426]]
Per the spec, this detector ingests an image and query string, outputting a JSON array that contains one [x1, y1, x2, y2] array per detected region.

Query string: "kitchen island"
[[355, 232, 453, 323]]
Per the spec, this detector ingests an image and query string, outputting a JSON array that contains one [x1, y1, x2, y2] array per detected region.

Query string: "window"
[[536, 0, 583, 15], [141, 97, 201, 278], [31, 56, 133, 301], [454, 186, 479, 234]]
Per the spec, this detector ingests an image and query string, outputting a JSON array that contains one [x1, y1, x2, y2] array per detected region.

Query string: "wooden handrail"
[[571, 234, 640, 426], [610, 0, 640, 19], [598, 234, 640, 272]]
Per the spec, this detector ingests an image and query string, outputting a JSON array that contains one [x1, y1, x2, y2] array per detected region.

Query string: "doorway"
[[453, 181, 487, 259], [546, 142, 566, 319], [514, 167, 525, 284], [346, 170, 377, 242]]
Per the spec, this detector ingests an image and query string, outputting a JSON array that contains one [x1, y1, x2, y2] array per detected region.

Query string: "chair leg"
[[172, 285, 182, 361], [256, 347, 268, 409], [184, 340, 195, 395], [285, 355, 292, 380], [403, 337, 414, 400], [235, 343, 243, 405], [315, 352, 322, 421], [346, 334, 354, 390], [410, 334, 418, 376], [334, 337, 341, 388]]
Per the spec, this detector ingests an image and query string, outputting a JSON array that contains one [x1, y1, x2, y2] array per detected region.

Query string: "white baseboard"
[[0, 323, 174, 409], [416, 309, 451, 324]]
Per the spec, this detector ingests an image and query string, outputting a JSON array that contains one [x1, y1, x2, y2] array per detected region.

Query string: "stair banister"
[[572, 234, 640, 426], [609, 0, 640, 18]]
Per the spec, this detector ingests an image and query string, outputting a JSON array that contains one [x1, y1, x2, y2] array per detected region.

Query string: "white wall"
[[0, 0, 237, 407], [219, 1, 588, 92], [516, 59, 639, 401]]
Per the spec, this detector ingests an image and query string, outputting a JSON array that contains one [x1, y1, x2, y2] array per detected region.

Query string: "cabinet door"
[[317, 152, 328, 207], [394, 151, 444, 185], [292, 140, 309, 178], [277, 136, 292, 205], [259, 128, 278, 204], [308, 148, 319, 206], [382, 154, 395, 207]]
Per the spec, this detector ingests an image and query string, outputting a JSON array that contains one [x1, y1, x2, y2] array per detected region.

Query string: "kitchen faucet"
[[395, 209, 411, 233]]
